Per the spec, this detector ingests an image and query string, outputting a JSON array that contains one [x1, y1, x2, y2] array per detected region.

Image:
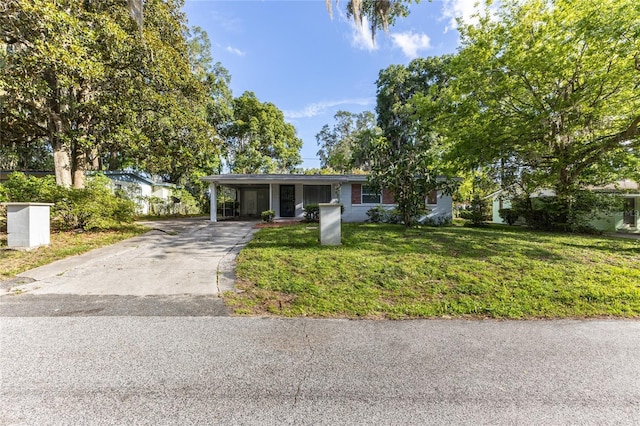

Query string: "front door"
[[623, 198, 636, 226], [280, 185, 295, 217]]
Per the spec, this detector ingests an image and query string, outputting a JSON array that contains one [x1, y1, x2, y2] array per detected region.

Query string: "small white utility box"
[[2, 202, 54, 249], [319, 203, 341, 246]]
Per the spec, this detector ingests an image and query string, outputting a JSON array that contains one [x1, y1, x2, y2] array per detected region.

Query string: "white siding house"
[[102, 171, 175, 215], [201, 174, 454, 224]]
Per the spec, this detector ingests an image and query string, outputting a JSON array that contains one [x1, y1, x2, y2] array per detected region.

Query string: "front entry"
[[280, 185, 295, 217], [623, 198, 636, 227]]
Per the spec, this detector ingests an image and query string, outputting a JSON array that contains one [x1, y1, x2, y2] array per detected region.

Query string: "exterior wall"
[[492, 197, 512, 224], [152, 186, 172, 199], [341, 183, 396, 222], [426, 192, 453, 221]]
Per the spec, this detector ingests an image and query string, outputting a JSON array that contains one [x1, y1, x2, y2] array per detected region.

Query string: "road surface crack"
[[293, 321, 315, 406]]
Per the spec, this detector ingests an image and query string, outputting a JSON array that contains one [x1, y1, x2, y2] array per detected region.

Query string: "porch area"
[[202, 174, 346, 222]]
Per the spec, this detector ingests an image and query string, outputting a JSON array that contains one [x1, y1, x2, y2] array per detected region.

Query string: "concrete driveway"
[[7, 218, 257, 297]]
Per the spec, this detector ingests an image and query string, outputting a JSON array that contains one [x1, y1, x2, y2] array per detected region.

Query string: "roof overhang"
[[201, 174, 367, 186]]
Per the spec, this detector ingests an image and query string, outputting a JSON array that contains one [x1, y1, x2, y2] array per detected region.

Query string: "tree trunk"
[[46, 70, 73, 187], [72, 142, 86, 189], [52, 136, 72, 188]]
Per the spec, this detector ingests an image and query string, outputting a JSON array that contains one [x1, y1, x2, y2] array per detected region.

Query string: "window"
[[303, 185, 331, 206], [362, 185, 381, 204], [426, 189, 438, 205]]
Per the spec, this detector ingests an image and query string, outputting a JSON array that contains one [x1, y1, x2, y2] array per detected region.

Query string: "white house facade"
[[201, 174, 454, 223], [102, 171, 175, 215]]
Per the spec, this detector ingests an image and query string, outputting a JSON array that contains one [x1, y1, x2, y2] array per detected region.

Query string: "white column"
[[210, 183, 217, 222], [269, 183, 273, 211]]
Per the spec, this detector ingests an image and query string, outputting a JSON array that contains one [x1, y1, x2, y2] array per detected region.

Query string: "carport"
[[201, 174, 348, 222]]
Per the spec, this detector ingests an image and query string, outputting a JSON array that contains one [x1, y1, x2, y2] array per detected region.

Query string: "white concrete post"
[[3, 202, 54, 249], [210, 183, 217, 222], [319, 203, 341, 246]]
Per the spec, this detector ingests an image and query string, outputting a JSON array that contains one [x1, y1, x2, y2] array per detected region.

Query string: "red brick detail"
[[351, 184, 362, 205], [382, 189, 395, 204]]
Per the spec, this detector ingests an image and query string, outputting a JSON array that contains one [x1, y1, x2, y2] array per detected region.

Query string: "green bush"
[[148, 188, 201, 216], [459, 195, 490, 226], [366, 206, 406, 224], [498, 208, 520, 225], [508, 191, 622, 233], [261, 210, 275, 223], [1, 172, 135, 231], [303, 204, 320, 222]]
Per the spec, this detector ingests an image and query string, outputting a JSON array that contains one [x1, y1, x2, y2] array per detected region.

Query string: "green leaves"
[[223, 91, 302, 174], [449, 0, 640, 194], [315, 110, 376, 172]]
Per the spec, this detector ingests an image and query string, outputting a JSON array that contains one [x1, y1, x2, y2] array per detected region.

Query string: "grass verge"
[[0, 225, 148, 281], [226, 223, 640, 319]]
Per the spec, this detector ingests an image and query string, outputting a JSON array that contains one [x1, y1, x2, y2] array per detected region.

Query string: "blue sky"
[[182, 0, 480, 169]]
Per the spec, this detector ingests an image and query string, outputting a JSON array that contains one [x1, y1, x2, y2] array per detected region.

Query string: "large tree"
[[0, 0, 218, 188], [352, 57, 455, 226], [446, 0, 640, 208], [222, 91, 302, 174], [366, 56, 453, 227], [315, 110, 376, 172]]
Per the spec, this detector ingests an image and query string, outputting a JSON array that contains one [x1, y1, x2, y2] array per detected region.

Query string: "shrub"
[[459, 195, 490, 226], [303, 204, 320, 222], [508, 191, 622, 233], [366, 206, 386, 223], [367, 206, 414, 225], [419, 214, 452, 227], [1, 172, 135, 231], [52, 175, 136, 230], [261, 210, 275, 223], [498, 208, 520, 225]]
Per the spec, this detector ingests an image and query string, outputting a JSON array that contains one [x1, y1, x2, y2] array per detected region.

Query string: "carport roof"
[[201, 174, 368, 185]]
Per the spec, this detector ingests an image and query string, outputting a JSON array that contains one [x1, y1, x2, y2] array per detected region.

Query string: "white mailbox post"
[[2, 202, 54, 249], [319, 203, 341, 246]]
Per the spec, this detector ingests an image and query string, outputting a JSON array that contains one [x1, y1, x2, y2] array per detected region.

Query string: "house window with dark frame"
[[362, 185, 382, 204], [303, 185, 331, 206], [426, 189, 438, 205]]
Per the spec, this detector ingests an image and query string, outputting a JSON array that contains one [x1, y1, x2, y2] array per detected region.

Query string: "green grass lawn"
[[226, 223, 640, 319]]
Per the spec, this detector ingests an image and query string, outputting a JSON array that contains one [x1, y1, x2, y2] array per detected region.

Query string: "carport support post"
[[210, 183, 217, 222]]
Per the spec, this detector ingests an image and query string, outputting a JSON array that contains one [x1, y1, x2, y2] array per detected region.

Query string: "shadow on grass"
[[246, 223, 567, 263]]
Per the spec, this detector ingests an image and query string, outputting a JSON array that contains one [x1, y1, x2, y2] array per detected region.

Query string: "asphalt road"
[[2, 317, 639, 425]]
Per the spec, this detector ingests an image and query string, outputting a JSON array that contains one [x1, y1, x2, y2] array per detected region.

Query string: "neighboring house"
[[102, 171, 176, 215], [490, 180, 640, 233], [201, 174, 454, 223]]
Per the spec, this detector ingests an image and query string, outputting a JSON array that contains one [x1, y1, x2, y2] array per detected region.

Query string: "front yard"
[[0, 225, 147, 281], [227, 223, 640, 319]]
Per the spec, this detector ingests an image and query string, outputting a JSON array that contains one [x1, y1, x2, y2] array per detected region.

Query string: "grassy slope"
[[227, 223, 640, 319]]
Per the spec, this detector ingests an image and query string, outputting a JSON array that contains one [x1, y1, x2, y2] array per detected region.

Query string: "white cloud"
[[225, 46, 245, 56], [391, 31, 431, 59], [284, 98, 375, 120]]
